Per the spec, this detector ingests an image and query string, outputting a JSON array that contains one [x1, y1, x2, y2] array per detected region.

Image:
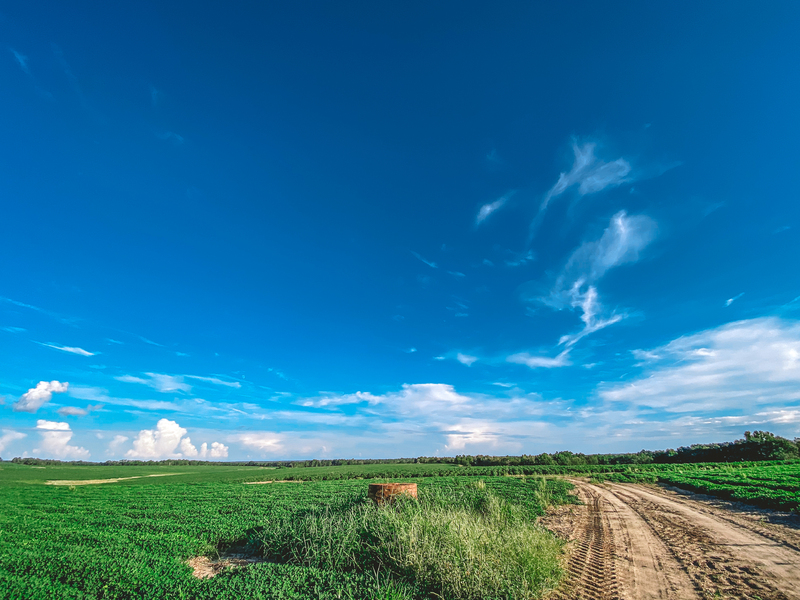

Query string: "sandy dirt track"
[[542, 480, 800, 600]]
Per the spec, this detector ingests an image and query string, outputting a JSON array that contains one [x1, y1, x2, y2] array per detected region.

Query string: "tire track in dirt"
[[544, 482, 697, 600], [605, 483, 800, 600]]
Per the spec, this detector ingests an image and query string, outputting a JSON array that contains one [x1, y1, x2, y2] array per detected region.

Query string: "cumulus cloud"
[[456, 353, 478, 366], [126, 419, 187, 459], [600, 317, 800, 413], [534, 141, 631, 230], [37, 343, 95, 356], [13, 381, 69, 413], [34, 420, 89, 459], [116, 373, 191, 393], [0, 429, 26, 455], [125, 419, 227, 459], [476, 192, 512, 226]]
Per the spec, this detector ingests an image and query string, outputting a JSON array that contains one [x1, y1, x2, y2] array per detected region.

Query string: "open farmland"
[[0, 462, 576, 600], [3, 460, 800, 599]]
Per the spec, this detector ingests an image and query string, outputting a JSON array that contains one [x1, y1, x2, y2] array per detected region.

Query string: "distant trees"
[[10, 431, 798, 468]]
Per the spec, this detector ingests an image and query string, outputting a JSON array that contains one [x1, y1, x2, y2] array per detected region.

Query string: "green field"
[[0, 463, 576, 600], [657, 462, 800, 512], [3, 460, 798, 599]]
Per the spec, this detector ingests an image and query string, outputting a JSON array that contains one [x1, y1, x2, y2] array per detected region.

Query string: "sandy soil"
[[45, 473, 186, 485], [541, 480, 800, 600]]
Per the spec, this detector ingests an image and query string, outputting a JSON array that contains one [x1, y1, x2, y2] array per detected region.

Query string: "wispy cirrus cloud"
[[69, 386, 182, 411], [157, 131, 184, 145], [543, 210, 656, 347], [36, 342, 96, 356], [475, 192, 513, 227], [116, 373, 191, 393], [533, 140, 631, 234], [411, 251, 438, 269], [725, 292, 744, 307], [184, 375, 242, 389], [507, 349, 571, 369], [11, 49, 30, 75]]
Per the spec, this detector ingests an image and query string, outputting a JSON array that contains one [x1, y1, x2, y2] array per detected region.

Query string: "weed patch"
[[255, 482, 563, 599]]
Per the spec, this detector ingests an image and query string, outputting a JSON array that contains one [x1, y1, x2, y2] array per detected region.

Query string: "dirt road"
[[542, 480, 800, 600]]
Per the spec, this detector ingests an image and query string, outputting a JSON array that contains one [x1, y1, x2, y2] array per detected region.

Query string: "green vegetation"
[[657, 462, 800, 512], [0, 463, 575, 600], [257, 481, 563, 599], [10, 430, 798, 471]]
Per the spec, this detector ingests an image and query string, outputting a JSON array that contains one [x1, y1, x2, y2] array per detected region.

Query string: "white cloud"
[[107, 435, 128, 455], [13, 381, 69, 413], [125, 419, 227, 460], [126, 419, 186, 459], [725, 292, 745, 307], [57, 406, 87, 417], [116, 373, 191, 393], [1, 326, 25, 333], [505, 250, 535, 267], [541, 211, 656, 347], [184, 375, 241, 388], [601, 318, 800, 413], [456, 353, 478, 366], [69, 386, 181, 411], [476, 192, 512, 226], [444, 422, 502, 451], [411, 251, 438, 269], [37, 343, 95, 356], [11, 49, 30, 74], [179, 437, 198, 457], [0, 429, 26, 455], [34, 420, 89, 459], [537, 141, 631, 223], [232, 432, 284, 455], [208, 442, 229, 458], [507, 350, 571, 369]]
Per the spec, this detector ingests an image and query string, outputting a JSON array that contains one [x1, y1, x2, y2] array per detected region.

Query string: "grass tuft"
[[256, 483, 562, 599]]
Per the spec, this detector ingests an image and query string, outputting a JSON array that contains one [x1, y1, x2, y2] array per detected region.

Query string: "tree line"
[[6, 430, 798, 467]]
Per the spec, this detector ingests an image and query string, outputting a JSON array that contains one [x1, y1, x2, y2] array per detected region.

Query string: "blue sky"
[[2, 2, 800, 461]]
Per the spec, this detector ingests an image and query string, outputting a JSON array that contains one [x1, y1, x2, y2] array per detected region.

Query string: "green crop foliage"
[[0, 463, 574, 599], [655, 462, 800, 512]]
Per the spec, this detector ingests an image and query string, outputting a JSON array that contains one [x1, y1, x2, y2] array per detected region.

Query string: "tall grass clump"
[[256, 482, 563, 599]]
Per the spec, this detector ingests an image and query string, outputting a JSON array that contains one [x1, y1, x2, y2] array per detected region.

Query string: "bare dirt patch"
[[543, 480, 800, 600], [45, 473, 186, 485]]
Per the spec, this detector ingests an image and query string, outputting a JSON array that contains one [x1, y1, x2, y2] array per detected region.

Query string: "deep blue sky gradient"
[[2, 2, 800, 460]]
